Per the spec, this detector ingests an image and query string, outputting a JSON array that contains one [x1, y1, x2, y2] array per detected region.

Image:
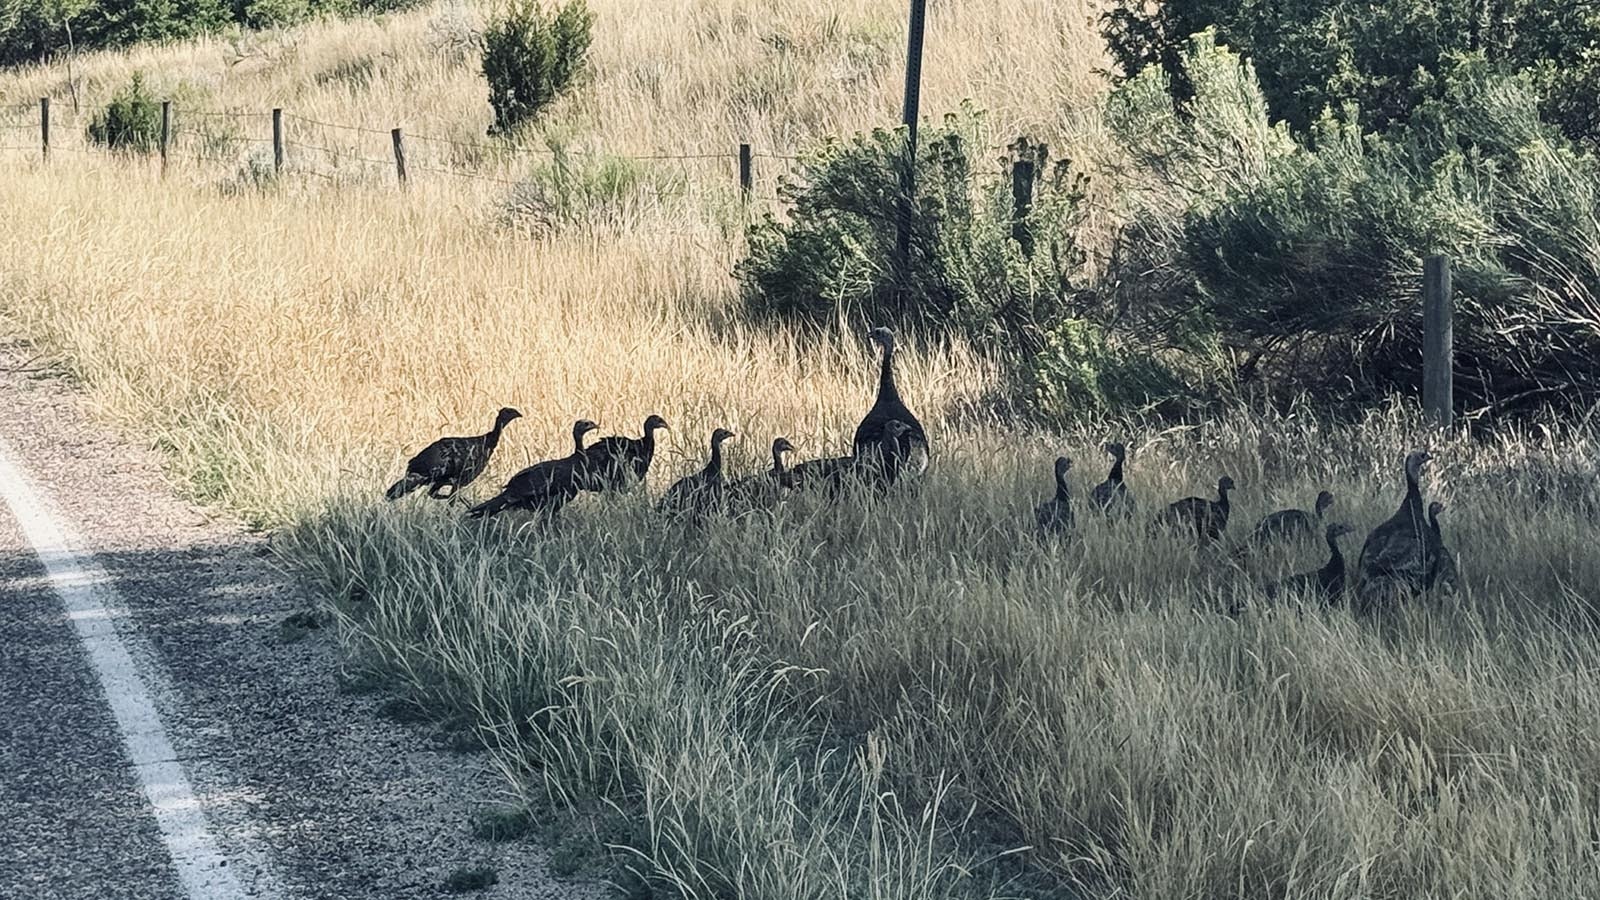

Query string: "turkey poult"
[[853, 326, 929, 480], [1427, 501, 1460, 595], [791, 420, 912, 496], [465, 420, 599, 520], [1035, 456, 1075, 534], [725, 437, 796, 511], [1356, 450, 1435, 606], [1253, 490, 1334, 544], [1269, 522, 1355, 602], [582, 414, 670, 491], [1090, 441, 1135, 517], [385, 406, 522, 501], [1155, 475, 1237, 542], [662, 428, 736, 515]]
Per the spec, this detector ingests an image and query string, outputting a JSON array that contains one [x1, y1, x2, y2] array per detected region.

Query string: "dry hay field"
[[3, 2, 1600, 897]]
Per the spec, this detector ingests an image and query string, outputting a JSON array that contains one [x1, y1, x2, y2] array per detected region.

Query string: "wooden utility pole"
[[1011, 156, 1036, 257], [894, 0, 927, 287], [1423, 255, 1454, 428], [738, 142, 752, 204], [39, 97, 49, 161]]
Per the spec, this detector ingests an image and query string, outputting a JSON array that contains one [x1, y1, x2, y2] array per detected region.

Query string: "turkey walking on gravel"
[[662, 428, 736, 516], [385, 407, 522, 501], [1155, 475, 1236, 543], [1253, 490, 1334, 544], [1356, 450, 1436, 607], [1269, 522, 1355, 602], [1035, 456, 1075, 534], [852, 326, 929, 481], [1090, 441, 1135, 518], [582, 414, 670, 492], [466, 419, 599, 520]]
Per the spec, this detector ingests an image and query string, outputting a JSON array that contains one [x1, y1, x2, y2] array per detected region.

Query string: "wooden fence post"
[[1423, 255, 1454, 428], [738, 143, 752, 204], [894, 0, 928, 289], [1011, 156, 1036, 257], [159, 100, 171, 175], [39, 97, 48, 161], [391, 127, 407, 187], [271, 108, 283, 174]]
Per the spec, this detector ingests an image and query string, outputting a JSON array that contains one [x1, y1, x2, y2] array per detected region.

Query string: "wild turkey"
[[1252, 490, 1335, 544], [385, 407, 522, 501], [726, 437, 795, 510], [1426, 501, 1460, 595], [852, 326, 929, 480], [1155, 475, 1236, 542], [1356, 450, 1435, 606], [661, 428, 736, 515], [1089, 441, 1135, 517], [582, 414, 670, 491], [1269, 522, 1355, 602], [1035, 456, 1074, 534], [792, 421, 912, 496], [466, 419, 599, 520]]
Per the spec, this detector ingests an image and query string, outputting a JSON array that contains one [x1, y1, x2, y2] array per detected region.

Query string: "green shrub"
[[738, 109, 1085, 350], [1101, 0, 1600, 145], [87, 73, 162, 153], [481, 0, 593, 136], [1102, 39, 1600, 413], [497, 144, 674, 232]]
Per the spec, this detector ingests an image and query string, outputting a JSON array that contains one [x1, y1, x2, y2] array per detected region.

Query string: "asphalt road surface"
[[0, 343, 600, 900]]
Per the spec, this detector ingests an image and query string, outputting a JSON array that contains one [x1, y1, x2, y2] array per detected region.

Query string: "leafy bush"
[[1100, 39, 1600, 414], [1101, 0, 1600, 145], [739, 110, 1086, 351], [481, 0, 593, 136], [497, 144, 673, 232], [86, 73, 162, 153]]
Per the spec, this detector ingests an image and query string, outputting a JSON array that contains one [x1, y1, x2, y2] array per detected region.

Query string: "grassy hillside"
[[4, 3, 1600, 898]]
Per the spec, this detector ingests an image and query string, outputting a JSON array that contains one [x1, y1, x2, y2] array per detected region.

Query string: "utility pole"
[[894, 0, 927, 295]]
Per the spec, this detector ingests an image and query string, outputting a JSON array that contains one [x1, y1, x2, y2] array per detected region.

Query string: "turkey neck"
[[484, 419, 507, 452], [704, 439, 725, 479], [1402, 462, 1424, 521], [1215, 484, 1231, 516], [771, 446, 788, 477], [1323, 531, 1344, 573], [877, 340, 897, 403], [639, 423, 658, 464], [1054, 471, 1070, 502], [1108, 454, 1124, 484]]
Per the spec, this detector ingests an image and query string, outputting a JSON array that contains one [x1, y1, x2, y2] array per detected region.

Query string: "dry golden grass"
[[6, 3, 1600, 898]]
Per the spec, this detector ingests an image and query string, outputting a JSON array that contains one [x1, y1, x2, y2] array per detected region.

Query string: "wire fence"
[[0, 99, 810, 206]]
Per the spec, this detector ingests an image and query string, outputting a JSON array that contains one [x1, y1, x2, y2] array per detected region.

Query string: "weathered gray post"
[[39, 97, 49, 161], [271, 108, 283, 174], [738, 143, 752, 204], [894, 0, 927, 287], [1423, 255, 1454, 428], [1011, 157, 1036, 257], [391, 127, 407, 187], [159, 100, 171, 175]]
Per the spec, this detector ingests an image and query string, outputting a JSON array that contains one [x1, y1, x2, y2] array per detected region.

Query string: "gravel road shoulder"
[[0, 341, 604, 900]]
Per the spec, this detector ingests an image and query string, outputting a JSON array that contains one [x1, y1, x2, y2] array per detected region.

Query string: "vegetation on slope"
[[3, 1, 1600, 897]]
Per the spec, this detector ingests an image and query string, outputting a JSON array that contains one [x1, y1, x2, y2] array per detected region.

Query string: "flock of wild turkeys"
[[385, 326, 1458, 609]]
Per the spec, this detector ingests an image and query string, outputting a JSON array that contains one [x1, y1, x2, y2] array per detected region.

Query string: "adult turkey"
[[1090, 441, 1135, 518], [385, 406, 522, 501], [582, 414, 670, 492], [1426, 501, 1460, 595], [852, 326, 929, 480], [1356, 450, 1435, 607], [465, 419, 599, 520], [661, 428, 736, 515], [792, 421, 912, 497], [1035, 456, 1074, 534], [1155, 475, 1236, 542], [1269, 522, 1355, 602], [1252, 490, 1334, 544]]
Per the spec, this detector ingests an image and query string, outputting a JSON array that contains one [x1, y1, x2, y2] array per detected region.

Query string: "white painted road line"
[[0, 436, 263, 900]]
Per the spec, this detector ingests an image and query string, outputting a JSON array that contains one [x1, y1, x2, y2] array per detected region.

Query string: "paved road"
[[0, 346, 600, 900]]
